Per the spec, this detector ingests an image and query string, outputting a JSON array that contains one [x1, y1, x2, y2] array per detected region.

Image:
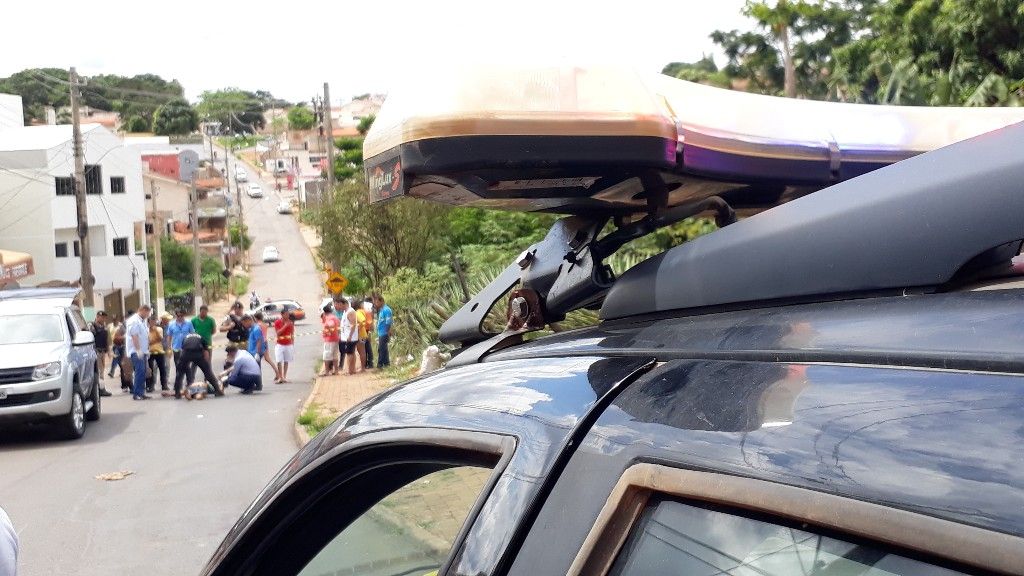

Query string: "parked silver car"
[[0, 288, 100, 439]]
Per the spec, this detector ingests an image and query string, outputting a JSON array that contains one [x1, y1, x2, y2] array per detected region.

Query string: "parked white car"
[[262, 246, 280, 262], [247, 183, 264, 198], [0, 288, 101, 439], [235, 167, 248, 182], [277, 201, 293, 214]]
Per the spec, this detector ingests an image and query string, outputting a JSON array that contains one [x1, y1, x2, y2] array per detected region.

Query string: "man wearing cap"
[[89, 311, 113, 397]]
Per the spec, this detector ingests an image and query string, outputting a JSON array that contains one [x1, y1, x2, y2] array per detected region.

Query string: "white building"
[[0, 94, 23, 131], [0, 123, 149, 311]]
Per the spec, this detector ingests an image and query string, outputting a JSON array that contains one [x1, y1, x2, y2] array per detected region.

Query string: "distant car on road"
[[0, 288, 101, 440], [235, 168, 248, 183], [247, 184, 264, 198], [252, 300, 306, 323], [262, 246, 280, 262], [277, 201, 293, 214]]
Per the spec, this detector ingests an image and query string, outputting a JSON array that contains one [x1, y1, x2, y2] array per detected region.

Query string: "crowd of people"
[[319, 293, 392, 377], [83, 293, 395, 402]]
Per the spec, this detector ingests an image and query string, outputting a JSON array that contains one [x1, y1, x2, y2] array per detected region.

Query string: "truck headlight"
[[32, 362, 62, 380]]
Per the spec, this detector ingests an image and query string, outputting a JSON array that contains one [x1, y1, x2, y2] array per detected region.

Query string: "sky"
[[0, 0, 749, 105]]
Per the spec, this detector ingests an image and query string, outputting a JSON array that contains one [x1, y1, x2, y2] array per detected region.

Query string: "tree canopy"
[[152, 98, 199, 135], [0, 68, 187, 128], [196, 88, 266, 134], [287, 106, 315, 130], [663, 0, 1022, 106]]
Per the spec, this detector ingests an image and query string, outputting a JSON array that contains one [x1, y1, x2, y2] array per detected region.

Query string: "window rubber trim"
[[567, 463, 1024, 576], [208, 428, 515, 576]]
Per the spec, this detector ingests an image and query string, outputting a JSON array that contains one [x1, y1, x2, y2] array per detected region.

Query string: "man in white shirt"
[[125, 305, 153, 400], [0, 505, 18, 576], [221, 345, 261, 394]]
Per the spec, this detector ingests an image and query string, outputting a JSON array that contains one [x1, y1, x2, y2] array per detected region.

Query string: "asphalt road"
[[0, 149, 324, 576]]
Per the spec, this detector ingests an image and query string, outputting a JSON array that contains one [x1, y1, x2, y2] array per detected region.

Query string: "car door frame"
[[567, 463, 1024, 576], [203, 427, 515, 576], [64, 308, 95, 396]]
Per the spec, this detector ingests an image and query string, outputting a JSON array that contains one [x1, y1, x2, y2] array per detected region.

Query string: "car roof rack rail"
[[443, 183, 737, 366]]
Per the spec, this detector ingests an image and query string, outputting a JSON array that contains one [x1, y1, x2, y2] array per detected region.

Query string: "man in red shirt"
[[273, 311, 296, 383], [319, 304, 340, 376]]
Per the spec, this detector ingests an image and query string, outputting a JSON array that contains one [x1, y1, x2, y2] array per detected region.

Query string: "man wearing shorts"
[[320, 304, 340, 376], [273, 311, 295, 383], [336, 297, 359, 375]]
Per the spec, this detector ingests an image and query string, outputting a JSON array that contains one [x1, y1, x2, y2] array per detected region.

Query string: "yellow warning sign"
[[326, 271, 348, 295]]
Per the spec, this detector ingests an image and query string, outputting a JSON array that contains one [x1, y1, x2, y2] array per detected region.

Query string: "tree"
[[661, 56, 732, 88], [123, 115, 150, 133], [287, 106, 315, 130], [311, 177, 450, 289], [0, 68, 69, 124], [196, 88, 265, 134], [832, 0, 1024, 105], [152, 98, 198, 135], [357, 114, 376, 136]]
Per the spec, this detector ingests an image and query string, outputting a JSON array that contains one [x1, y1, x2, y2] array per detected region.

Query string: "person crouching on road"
[[126, 305, 153, 400], [222, 345, 261, 394], [172, 332, 223, 399], [273, 311, 295, 384], [319, 304, 340, 376]]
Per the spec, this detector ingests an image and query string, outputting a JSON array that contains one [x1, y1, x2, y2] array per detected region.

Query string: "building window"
[[144, 222, 154, 235], [85, 164, 102, 195], [55, 243, 68, 258], [113, 237, 129, 256], [110, 176, 126, 194], [73, 240, 81, 257], [55, 176, 74, 196]]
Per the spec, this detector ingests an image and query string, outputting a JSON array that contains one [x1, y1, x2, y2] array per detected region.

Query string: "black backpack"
[[226, 316, 245, 342], [182, 333, 205, 353]]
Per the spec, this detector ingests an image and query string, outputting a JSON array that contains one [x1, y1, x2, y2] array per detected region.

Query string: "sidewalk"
[[299, 370, 392, 441]]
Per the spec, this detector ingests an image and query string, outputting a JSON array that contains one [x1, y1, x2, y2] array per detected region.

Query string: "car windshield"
[[0, 314, 65, 344]]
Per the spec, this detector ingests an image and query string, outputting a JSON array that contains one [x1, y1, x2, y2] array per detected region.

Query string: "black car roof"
[[602, 121, 1024, 320]]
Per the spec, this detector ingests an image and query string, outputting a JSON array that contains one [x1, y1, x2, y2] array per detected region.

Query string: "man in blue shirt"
[[373, 294, 393, 368], [166, 309, 196, 381], [244, 314, 266, 391], [222, 345, 261, 394]]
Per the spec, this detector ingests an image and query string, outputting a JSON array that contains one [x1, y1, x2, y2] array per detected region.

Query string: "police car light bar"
[[363, 65, 1024, 215]]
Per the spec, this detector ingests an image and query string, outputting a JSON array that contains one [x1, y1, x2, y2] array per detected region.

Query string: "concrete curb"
[[292, 375, 320, 447]]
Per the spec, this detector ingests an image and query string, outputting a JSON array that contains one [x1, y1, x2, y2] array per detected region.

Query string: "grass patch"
[[381, 362, 419, 383], [297, 403, 334, 437]]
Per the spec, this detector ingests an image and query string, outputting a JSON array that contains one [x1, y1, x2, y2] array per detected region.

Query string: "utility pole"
[[323, 82, 336, 194], [229, 144, 248, 273], [69, 67, 95, 308], [150, 180, 165, 315], [190, 175, 202, 314]]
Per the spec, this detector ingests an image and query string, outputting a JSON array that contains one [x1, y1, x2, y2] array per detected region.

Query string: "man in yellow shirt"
[[355, 302, 370, 373]]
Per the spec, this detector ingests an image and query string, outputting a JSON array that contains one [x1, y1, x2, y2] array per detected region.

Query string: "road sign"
[[326, 271, 348, 295]]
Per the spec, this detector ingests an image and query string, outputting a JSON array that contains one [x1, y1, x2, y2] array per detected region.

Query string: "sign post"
[[325, 271, 348, 296]]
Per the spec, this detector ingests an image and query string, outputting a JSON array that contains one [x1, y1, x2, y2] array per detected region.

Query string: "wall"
[[0, 94, 23, 131], [143, 153, 180, 181]]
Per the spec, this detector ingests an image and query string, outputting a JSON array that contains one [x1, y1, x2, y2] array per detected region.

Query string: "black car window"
[[297, 465, 492, 576], [609, 497, 966, 576]]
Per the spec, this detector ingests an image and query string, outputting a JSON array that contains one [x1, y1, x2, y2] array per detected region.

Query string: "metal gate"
[[103, 289, 124, 320], [124, 290, 141, 314]]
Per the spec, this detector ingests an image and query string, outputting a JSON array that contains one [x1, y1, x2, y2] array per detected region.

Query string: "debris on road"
[[94, 471, 135, 482]]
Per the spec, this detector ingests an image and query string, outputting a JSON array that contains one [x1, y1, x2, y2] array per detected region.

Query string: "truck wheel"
[[57, 389, 86, 440], [86, 370, 101, 422]]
